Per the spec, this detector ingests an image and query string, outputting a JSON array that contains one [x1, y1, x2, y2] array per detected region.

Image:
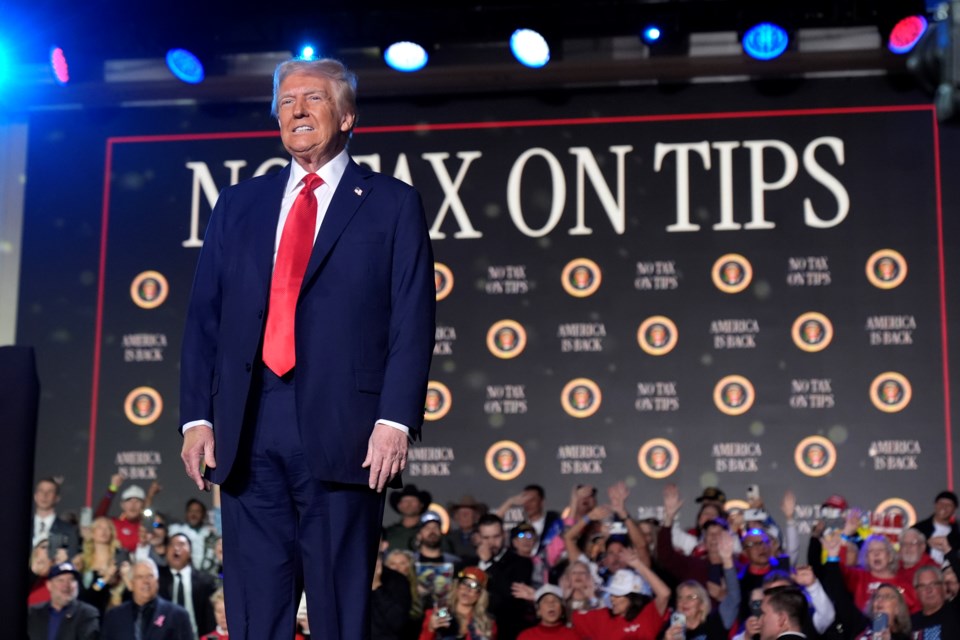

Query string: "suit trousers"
[[220, 368, 386, 640]]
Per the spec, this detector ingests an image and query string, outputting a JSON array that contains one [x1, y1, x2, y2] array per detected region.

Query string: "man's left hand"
[[362, 422, 408, 492]]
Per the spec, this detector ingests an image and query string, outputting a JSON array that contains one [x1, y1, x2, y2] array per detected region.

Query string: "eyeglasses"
[[916, 581, 944, 591], [151, 522, 166, 529], [678, 593, 700, 601], [460, 578, 482, 591], [743, 540, 768, 548], [516, 532, 535, 539]]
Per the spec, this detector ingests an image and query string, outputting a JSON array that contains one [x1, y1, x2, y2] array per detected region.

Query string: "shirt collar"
[[286, 149, 350, 196]]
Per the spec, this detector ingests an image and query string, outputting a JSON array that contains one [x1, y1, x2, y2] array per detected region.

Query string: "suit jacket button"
[[257, 310, 263, 319], [245, 363, 252, 372]]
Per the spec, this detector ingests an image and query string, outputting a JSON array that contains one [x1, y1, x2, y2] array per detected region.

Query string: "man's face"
[[704, 524, 725, 552], [899, 531, 925, 566], [478, 523, 504, 556], [602, 542, 627, 571], [743, 533, 771, 566], [916, 571, 946, 613], [34, 480, 59, 511], [758, 597, 784, 640], [512, 530, 537, 557], [537, 594, 564, 625], [166, 535, 192, 571], [453, 507, 478, 530], [276, 71, 354, 168], [397, 495, 423, 517], [945, 568, 959, 600], [186, 502, 205, 527], [122, 497, 144, 520], [131, 564, 159, 605], [419, 522, 442, 548], [935, 498, 957, 523], [47, 573, 78, 609], [522, 490, 544, 518]]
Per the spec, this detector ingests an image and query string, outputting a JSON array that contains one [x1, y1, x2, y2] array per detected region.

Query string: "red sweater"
[[841, 565, 920, 614], [571, 602, 668, 640], [518, 624, 581, 640]]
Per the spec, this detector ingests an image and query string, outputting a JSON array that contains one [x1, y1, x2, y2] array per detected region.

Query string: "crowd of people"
[[27, 473, 960, 640]]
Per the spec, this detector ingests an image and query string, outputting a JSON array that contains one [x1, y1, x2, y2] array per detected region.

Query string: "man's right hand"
[[181, 425, 216, 491]]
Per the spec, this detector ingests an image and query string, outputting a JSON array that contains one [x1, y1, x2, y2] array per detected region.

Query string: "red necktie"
[[263, 173, 323, 376]]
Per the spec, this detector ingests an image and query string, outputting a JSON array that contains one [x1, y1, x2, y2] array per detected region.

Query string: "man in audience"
[[495, 485, 562, 553], [738, 527, 790, 621], [384, 484, 431, 551], [444, 495, 485, 558], [32, 477, 81, 561], [415, 512, 462, 568], [28, 561, 99, 640], [168, 498, 218, 573], [897, 526, 938, 585], [94, 474, 158, 552], [758, 585, 808, 640], [475, 513, 535, 640], [102, 559, 193, 640], [911, 564, 960, 637], [158, 533, 217, 638], [914, 490, 960, 564]]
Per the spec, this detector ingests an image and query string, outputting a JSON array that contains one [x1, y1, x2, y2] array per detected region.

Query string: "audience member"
[[372, 550, 414, 640], [544, 485, 598, 567], [159, 532, 217, 637], [911, 565, 960, 638], [135, 513, 169, 568], [510, 523, 547, 588], [387, 485, 433, 551], [663, 531, 740, 640], [28, 561, 100, 640], [759, 568, 836, 638], [896, 527, 937, 586], [476, 513, 535, 640], [101, 559, 193, 640], [386, 548, 424, 639], [559, 560, 601, 614], [738, 527, 790, 621], [758, 585, 808, 640], [913, 490, 960, 565], [417, 512, 462, 568], [570, 561, 670, 640], [78, 516, 130, 616], [202, 588, 229, 639], [168, 498, 218, 573], [855, 583, 912, 640], [420, 567, 496, 640], [446, 496, 486, 559], [93, 474, 159, 552], [517, 585, 578, 640], [33, 477, 82, 560], [495, 486, 562, 554]]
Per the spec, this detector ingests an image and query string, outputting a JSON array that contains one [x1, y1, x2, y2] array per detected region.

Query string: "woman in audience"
[[660, 531, 739, 639], [203, 588, 229, 638], [420, 567, 496, 640], [78, 516, 130, 616], [855, 583, 912, 640], [560, 560, 601, 613], [570, 550, 670, 640], [386, 548, 424, 639]]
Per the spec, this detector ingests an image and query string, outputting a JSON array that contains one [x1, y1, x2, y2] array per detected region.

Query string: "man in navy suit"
[[102, 559, 193, 640], [180, 57, 435, 640]]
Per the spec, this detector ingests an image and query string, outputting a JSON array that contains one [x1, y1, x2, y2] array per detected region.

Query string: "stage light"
[[510, 28, 550, 68], [165, 48, 204, 84], [889, 15, 928, 54], [642, 25, 662, 44], [50, 46, 69, 84], [300, 45, 316, 60], [384, 41, 428, 72], [742, 22, 789, 60]]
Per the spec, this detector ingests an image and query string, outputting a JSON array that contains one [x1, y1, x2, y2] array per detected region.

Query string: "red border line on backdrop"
[[87, 103, 950, 505]]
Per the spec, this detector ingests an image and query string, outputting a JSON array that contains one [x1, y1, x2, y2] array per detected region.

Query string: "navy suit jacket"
[[180, 159, 435, 486], [101, 598, 193, 640]]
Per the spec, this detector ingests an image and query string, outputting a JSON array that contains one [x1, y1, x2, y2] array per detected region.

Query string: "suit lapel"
[[301, 160, 372, 291], [146, 600, 169, 640], [249, 165, 290, 295]]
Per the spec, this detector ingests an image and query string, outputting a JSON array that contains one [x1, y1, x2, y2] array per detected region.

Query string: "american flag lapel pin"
[[354, 187, 363, 196]]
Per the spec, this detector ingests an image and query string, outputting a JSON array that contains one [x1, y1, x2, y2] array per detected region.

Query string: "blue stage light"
[[50, 46, 69, 84], [742, 22, 789, 60], [384, 41, 428, 72], [642, 25, 662, 44], [300, 45, 316, 60], [889, 15, 928, 54], [510, 28, 550, 68], [165, 48, 204, 84]]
